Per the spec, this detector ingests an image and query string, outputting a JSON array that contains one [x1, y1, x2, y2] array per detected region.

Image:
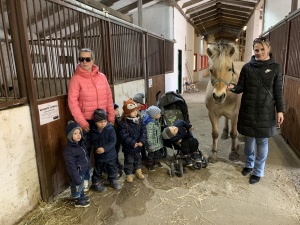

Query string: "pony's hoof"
[[238, 134, 245, 142], [221, 133, 229, 139], [208, 156, 217, 163], [229, 151, 239, 161]]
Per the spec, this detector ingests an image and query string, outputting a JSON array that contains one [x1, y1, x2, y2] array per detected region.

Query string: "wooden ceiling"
[[93, 0, 260, 42]]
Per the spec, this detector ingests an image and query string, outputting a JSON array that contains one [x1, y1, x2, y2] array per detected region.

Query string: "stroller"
[[156, 91, 208, 177]]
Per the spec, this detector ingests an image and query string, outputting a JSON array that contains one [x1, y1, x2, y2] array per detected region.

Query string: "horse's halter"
[[210, 63, 235, 86]]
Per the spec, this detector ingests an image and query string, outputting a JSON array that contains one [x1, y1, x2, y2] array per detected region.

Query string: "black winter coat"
[[63, 140, 89, 185], [170, 120, 193, 143], [91, 123, 117, 163], [231, 55, 285, 137], [119, 117, 146, 153]]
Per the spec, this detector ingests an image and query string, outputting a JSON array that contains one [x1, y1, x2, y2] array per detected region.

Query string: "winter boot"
[[126, 174, 133, 183], [135, 169, 144, 180]]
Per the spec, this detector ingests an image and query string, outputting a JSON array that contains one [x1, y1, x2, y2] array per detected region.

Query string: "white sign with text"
[[38, 101, 60, 125]]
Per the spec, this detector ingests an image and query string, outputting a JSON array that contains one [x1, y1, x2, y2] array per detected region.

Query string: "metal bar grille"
[[148, 34, 165, 77], [165, 40, 174, 73], [110, 23, 144, 82], [1, 0, 175, 106], [0, 0, 19, 101]]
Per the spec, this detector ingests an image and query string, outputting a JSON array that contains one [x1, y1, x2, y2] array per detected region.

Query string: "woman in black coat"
[[228, 37, 285, 184]]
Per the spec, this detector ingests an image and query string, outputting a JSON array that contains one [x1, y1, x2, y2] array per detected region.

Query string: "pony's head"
[[207, 42, 238, 104]]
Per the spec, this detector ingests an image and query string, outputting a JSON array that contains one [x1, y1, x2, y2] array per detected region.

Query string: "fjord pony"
[[205, 42, 244, 162]]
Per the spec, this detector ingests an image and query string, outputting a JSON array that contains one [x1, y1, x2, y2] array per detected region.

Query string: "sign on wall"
[[149, 78, 153, 88], [38, 101, 60, 125]]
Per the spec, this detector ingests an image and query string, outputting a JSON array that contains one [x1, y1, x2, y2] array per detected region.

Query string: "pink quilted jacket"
[[68, 64, 114, 129]]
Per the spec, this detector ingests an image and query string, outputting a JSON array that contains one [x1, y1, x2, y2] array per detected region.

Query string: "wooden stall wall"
[[280, 13, 300, 157], [268, 12, 300, 157], [148, 75, 165, 106], [266, 10, 300, 157]]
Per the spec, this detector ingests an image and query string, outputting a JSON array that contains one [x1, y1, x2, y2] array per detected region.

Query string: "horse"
[[205, 42, 245, 163]]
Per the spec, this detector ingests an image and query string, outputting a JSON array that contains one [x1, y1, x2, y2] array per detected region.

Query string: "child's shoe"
[[135, 169, 144, 180], [75, 198, 90, 208], [74, 196, 90, 203], [111, 180, 122, 190], [185, 157, 193, 166], [191, 153, 201, 162], [126, 174, 133, 183], [91, 183, 107, 192], [83, 180, 90, 192], [118, 169, 124, 178], [84, 196, 90, 203], [155, 161, 163, 168]]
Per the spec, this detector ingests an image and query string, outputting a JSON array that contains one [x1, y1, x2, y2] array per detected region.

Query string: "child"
[[63, 121, 91, 207], [143, 106, 164, 171], [91, 109, 121, 191], [133, 93, 148, 160], [119, 98, 146, 183], [133, 92, 147, 119], [113, 103, 124, 176], [162, 120, 201, 166]]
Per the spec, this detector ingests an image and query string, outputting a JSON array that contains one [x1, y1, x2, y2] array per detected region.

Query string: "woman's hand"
[[227, 83, 235, 91], [277, 112, 284, 125]]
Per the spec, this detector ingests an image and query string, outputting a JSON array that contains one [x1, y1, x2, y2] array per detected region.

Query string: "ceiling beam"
[[99, 0, 120, 7], [187, 1, 252, 15], [183, 0, 207, 8], [118, 0, 154, 14], [76, 0, 132, 23], [197, 23, 242, 32], [193, 12, 247, 24], [190, 7, 250, 18]]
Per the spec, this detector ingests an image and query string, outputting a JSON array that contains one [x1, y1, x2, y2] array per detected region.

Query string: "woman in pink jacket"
[[68, 48, 115, 191]]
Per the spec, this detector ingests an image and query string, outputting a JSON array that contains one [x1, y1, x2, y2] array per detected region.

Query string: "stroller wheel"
[[162, 147, 167, 158], [193, 161, 202, 170], [202, 156, 208, 168], [176, 161, 184, 177], [169, 162, 175, 177]]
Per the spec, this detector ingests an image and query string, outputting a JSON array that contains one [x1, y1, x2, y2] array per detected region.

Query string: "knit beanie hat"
[[133, 93, 145, 104], [162, 127, 175, 139], [123, 98, 138, 116], [146, 106, 161, 118], [65, 120, 82, 142], [114, 103, 119, 110], [94, 109, 107, 122]]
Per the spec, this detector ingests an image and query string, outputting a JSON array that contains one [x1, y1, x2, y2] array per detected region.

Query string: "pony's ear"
[[207, 47, 213, 57], [229, 46, 235, 56]]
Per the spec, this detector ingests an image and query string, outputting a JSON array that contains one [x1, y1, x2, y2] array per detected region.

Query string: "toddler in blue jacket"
[[162, 120, 201, 166], [63, 121, 90, 207], [119, 98, 146, 183], [91, 109, 121, 191]]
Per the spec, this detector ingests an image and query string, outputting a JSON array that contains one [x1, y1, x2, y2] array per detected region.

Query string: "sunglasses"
[[253, 37, 269, 44], [78, 57, 92, 62]]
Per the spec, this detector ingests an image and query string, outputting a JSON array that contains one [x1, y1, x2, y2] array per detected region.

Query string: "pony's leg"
[[221, 117, 229, 139], [229, 116, 239, 161], [208, 112, 219, 163]]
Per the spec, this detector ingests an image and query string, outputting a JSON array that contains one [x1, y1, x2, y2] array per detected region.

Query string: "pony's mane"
[[207, 42, 238, 71]]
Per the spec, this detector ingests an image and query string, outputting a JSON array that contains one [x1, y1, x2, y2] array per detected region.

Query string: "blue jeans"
[[244, 136, 269, 177], [70, 175, 85, 199], [92, 160, 118, 184], [124, 152, 142, 175]]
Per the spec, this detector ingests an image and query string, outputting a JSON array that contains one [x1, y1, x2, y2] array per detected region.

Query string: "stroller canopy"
[[157, 91, 190, 125]]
